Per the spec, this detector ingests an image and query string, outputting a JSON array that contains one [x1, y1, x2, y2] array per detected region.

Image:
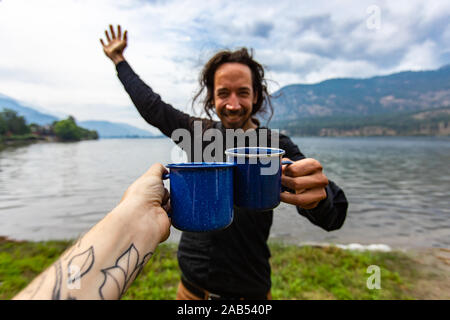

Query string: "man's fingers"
[[105, 30, 111, 42], [100, 38, 105, 47], [162, 201, 172, 215], [283, 158, 322, 177], [284, 161, 317, 177], [145, 163, 168, 179], [301, 201, 321, 210], [162, 187, 170, 205], [117, 25, 122, 39], [281, 175, 302, 191], [281, 187, 327, 208], [124, 30, 128, 41], [109, 24, 116, 39], [281, 174, 328, 191]]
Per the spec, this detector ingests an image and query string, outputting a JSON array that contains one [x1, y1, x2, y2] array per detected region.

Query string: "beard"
[[221, 107, 245, 117], [219, 108, 251, 129]]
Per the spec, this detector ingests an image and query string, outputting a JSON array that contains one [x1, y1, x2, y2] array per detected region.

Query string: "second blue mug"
[[225, 147, 292, 211]]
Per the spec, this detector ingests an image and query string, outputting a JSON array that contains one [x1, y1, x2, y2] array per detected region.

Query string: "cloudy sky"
[[0, 0, 449, 132]]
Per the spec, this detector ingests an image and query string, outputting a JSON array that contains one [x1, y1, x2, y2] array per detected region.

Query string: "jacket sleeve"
[[116, 61, 192, 138], [280, 134, 348, 231]]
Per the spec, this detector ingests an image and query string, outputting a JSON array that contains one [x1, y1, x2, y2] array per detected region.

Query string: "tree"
[[0, 108, 30, 135], [53, 116, 98, 141], [0, 112, 6, 135], [53, 117, 82, 141]]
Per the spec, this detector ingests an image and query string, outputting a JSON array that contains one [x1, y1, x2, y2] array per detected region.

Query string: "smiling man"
[[100, 24, 348, 300]]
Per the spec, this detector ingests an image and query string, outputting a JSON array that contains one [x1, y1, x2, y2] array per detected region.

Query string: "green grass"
[[122, 243, 180, 300], [269, 243, 416, 300], [0, 239, 426, 300], [0, 239, 72, 299]]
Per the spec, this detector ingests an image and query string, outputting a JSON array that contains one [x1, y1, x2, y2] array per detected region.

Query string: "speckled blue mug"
[[163, 162, 235, 232], [225, 147, 292, 211]]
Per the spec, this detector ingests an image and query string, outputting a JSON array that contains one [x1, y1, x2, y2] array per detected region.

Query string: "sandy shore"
[[403, 247, 450, 299]]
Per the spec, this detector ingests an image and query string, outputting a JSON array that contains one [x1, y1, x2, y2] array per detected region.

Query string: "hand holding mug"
[[281, 158, 329, 209], [119, 163, 171, 242]]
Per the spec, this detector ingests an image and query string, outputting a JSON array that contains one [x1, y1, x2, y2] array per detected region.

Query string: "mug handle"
[[281, 160, 295, 193], [162, 172, 171, 217]]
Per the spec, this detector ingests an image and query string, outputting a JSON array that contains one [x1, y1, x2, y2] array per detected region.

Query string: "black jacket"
[[116, 61, 348, 297]]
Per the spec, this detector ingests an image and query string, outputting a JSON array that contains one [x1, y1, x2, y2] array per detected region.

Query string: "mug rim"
[[225, 147, 285, 158], [167, 162, 235, 169]]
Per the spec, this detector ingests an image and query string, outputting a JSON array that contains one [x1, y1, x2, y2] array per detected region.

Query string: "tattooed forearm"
[[99, 244, 153, 300], [17, 242, 153, 300]]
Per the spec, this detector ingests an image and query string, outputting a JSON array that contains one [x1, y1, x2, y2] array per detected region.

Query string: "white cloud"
[[396, 40, 441, 71], [0, 0, 448, 130]]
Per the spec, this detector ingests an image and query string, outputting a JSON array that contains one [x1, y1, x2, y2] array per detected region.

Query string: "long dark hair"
[[192, 48, 273, 123]]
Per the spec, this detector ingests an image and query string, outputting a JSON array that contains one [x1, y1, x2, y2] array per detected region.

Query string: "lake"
[[1, 137, 449, 249]]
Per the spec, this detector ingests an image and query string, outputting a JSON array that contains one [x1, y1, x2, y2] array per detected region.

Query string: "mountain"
[[78, 121, 159, 138], [0, 94, 58, 125], [275, 107, 450, 136], [270, 64, 450, 121]]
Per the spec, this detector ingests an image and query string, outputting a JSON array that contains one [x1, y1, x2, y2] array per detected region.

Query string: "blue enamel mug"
[[163, 162, 235, 232], [225, 147, 292, 211]]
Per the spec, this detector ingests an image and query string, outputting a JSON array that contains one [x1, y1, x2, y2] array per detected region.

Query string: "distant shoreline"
[[0, 135, 167, 149], [2, 134, 448, 153], [99, 135, 166, 139], [0, 135, 92, 150]]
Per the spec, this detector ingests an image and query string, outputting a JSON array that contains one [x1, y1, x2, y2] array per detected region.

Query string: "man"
[[100, 24, 348, 300]]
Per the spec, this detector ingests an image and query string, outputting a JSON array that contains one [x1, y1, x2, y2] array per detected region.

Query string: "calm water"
[[1, 137, 449, 248]]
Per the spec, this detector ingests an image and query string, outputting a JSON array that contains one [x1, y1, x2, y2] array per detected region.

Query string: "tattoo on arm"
[[63, 235, 84, 262], [25, 240, 152, 300], [99, 244, 153, 300], [52, 261, 63, 300], [51, 246, 94, 300], [48, 246, 94, 300], [67, 246, 95, 284]]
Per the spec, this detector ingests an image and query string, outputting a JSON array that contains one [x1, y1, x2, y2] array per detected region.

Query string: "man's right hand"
[[100, 24, 127, 65]]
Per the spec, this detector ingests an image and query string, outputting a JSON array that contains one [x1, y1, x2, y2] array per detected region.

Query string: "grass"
[[269, 243, 416, 300], [0, 239, 72, 299], [0, 238, 429, 300]]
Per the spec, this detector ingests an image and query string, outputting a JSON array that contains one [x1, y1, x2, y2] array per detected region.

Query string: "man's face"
[[213, 63, 257, 130]]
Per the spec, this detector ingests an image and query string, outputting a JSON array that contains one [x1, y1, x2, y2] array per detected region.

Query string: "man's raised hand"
[[100, 24, 127, 65]]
